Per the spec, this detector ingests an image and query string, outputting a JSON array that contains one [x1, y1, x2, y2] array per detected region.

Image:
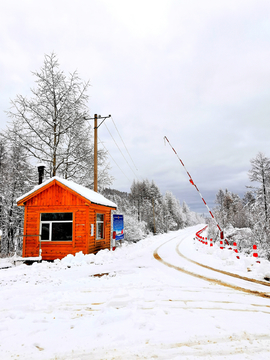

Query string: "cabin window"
[[40, 213, 73, 241], [96, 214, 104, 240]]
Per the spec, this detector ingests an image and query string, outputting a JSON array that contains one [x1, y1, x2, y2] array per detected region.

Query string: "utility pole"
[[94, 114, 98, 192], [84, 114, 111, 192]]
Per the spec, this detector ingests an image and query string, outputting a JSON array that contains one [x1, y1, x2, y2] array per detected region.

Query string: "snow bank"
[[193, 230, 270, 282]]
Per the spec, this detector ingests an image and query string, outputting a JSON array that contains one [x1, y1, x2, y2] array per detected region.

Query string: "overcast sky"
[[1, 0, 270, 214]]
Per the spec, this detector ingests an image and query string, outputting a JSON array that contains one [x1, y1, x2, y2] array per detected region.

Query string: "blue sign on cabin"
[[113, 214, 124, 241]]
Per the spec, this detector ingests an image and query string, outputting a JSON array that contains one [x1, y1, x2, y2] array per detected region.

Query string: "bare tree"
[[6, 53, 111, 188]]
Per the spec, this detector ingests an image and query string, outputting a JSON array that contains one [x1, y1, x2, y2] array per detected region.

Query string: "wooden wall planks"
[[21, 181, 114, 260]]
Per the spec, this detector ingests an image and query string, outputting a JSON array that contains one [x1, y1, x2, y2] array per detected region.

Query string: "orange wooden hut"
[[16, 176, 117, 261]]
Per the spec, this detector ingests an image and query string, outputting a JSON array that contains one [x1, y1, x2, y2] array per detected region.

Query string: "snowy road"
[[152, 227, 270, 359], [155, 228, 270, 299], [1, 225, 270, 359]]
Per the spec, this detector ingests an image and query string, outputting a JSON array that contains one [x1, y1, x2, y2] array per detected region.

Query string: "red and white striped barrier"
[[195, 226, 208, 243], [164, 136, 224, 239]]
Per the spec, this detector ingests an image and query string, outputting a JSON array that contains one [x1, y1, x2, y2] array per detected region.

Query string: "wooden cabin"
[[17, 176, 117, 261]]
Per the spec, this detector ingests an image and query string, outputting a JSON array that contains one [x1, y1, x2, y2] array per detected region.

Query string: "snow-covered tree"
[[123, 215, 147, 241], [213, 189, 248, 229], [6, 53, 111, 189], [105, 180, 204, 239], [0, 134, 35, 256], [130, 179, 164, 234], [164, 191, 184, 230], [248, 152, 270, 226], [182, 200, 191, 226]]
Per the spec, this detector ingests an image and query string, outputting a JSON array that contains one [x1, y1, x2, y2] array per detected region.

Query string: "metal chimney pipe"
[[37, 163, 46, 185]]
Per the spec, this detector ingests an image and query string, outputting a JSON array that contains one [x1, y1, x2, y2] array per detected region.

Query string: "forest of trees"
[[0, 53, 204, 257], [209, 152, 270, 259], [102, 180, 204, 241]]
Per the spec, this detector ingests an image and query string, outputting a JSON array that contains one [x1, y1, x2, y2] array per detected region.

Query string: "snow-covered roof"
[[16, 176, 117, 208]]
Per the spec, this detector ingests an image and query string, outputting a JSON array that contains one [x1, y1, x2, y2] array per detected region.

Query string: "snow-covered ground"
[[1, 224, 270, 359]]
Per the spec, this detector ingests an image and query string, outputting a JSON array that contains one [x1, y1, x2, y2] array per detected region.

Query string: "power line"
[[98, 137, 131, 182], [104, 122, 138, 179], [111, 117, 138, 171]]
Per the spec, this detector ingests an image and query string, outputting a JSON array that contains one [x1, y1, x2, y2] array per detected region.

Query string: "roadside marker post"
[[233, 242, 240, 260], [253, 245, 260, 263], [253, 245, 258, 258]]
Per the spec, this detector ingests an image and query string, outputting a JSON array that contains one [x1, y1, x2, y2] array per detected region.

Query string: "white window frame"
[[40, 213, 73, 242], [96, 213, 104, 240]]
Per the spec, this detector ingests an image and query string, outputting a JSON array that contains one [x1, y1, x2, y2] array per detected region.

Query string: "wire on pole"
[[105, 123, 138, 179], [111, 117, 138, 171]]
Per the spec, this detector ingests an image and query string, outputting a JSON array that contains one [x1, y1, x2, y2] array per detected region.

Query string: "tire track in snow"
[[158, 333, 270, 359], [176, 242, 270, 288], [153, 234, 270, 299], [65, 299, 270, 315]]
